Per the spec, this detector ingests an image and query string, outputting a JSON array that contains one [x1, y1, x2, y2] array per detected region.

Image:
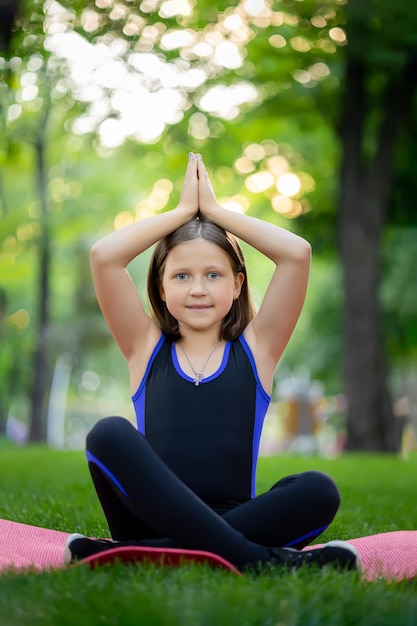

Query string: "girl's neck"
[[176, 328, 222, 352], [176, 328, 221, 352]]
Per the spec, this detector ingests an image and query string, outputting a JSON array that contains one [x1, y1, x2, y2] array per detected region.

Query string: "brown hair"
[[147, 218, 255, 342]]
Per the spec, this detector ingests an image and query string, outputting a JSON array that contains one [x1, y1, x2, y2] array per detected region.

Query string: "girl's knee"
[[303, 470, 341, 511], [87, 416, 136, 452]]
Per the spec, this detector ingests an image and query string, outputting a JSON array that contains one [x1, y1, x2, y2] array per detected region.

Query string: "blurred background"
[[1, 0, 416, 455]]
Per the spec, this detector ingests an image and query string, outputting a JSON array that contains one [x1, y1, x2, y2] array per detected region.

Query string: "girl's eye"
[[176, 273, 188, 280], [208, 272, 220, 279]]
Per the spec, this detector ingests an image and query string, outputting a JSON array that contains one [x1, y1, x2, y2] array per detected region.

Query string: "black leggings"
[[86, 416, 340, 570]]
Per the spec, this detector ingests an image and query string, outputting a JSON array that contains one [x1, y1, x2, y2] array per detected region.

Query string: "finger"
[[196, 155, 207, 180], [197, 161, 214, 194], [186, 152, 194, 173], [189, 152, 199, 178]]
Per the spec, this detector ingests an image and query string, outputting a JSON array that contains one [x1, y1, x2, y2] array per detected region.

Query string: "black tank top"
[[132, 335, 271, 513]]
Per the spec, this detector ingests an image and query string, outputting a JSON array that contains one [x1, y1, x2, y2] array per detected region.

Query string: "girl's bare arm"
[[90, 155, 198, 364], [197, 156, 311, 379]]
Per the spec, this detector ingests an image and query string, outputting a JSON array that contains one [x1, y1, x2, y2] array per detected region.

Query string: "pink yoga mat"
[[0, 518, 67, 571], [1, 518, 416, 581]]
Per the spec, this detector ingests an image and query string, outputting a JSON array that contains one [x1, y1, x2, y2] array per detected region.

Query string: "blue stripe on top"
[[238, 335, 271, 497], [132, 334, 165, 435]]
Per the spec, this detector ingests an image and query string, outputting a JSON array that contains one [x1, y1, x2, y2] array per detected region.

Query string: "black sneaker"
[[268, 540, 360, 571], [64, 533, 138, 564]]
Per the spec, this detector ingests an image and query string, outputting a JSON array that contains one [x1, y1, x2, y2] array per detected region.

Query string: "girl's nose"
[[189, 277, 206, 295]]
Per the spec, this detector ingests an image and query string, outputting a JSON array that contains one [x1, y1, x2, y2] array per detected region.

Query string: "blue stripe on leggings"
[[86, 450, 129, 498], [284, 524, 329, 547]]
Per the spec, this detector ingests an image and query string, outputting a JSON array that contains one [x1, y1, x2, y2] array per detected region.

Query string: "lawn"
[[1, 442, 417, 626]]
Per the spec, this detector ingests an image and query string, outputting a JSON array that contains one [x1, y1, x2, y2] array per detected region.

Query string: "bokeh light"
[[276, 172, 301, 197], [9, 309, 31, 329]]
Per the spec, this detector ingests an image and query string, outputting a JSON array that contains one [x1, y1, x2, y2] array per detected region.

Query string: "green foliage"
[[1, 0, 417, 441], [277, 258, 345, 394]]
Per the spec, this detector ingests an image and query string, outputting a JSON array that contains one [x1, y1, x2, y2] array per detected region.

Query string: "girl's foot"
[[64, 533, 138, 564], [267, 540, 360, 571]]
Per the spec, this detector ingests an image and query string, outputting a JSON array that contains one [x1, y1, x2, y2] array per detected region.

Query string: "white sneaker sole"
[[325, 540, 361, 570], [64, 533, 87, 565]]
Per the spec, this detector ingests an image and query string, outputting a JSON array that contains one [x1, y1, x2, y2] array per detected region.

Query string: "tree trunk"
[[28, 105, 51, 442], [339, 192, 397, 451], [28, 215, 50, 441], [0, 0, 20, 54], [337, 54, 417, 451]]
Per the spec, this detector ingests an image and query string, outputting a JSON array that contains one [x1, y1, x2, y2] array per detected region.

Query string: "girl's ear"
[[159, 282, 166, 302], [233, 272, 245, 300]]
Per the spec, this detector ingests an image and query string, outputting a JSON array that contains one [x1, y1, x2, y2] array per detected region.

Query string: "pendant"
[[194, 373, 204, 386]]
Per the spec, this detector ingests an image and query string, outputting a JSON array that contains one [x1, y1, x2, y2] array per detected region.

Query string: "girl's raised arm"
[[90, 155, 198, 366], [197, 156, 311, 386]]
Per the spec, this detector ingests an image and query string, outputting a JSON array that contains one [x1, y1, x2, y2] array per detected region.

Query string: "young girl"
[[66, 153, 359, 572]]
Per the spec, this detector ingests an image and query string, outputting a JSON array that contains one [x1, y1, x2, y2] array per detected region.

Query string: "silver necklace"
[[177, 341, 221, 386]]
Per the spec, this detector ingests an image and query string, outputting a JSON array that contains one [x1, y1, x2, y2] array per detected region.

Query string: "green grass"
[[1, 445, 417, 625]]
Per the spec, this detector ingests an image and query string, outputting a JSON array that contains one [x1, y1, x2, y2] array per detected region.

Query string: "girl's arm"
[[90, 154, 198, 366], [197, 156, 311, 379]]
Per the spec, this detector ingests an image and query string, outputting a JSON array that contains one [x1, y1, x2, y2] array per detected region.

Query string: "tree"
[[28, 70, 51, 441], [1, 0, 55, 441], [337, 1, 417, 450], [1, 0, 116, 440], [211, 0, 417, 451]]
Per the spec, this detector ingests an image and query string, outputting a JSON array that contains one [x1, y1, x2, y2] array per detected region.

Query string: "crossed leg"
[[86, 416, 340, 568], [222, 471, 340, 550]]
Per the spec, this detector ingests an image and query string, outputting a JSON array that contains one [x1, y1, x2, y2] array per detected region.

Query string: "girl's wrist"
[[201, 202, 223, 222], [174, 204, 197, 221]]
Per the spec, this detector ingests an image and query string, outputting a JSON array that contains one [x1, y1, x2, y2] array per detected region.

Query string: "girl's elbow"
[[302, 239, 312, 260], [90, 240, 106, 268], [294, 239, 312, 264]]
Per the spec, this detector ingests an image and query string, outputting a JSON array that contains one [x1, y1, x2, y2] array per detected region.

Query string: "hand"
[[177, 153, 199, 217], [197, 155, 219, 219]]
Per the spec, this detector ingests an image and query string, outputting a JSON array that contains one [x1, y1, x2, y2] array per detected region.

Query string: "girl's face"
[[160, 239, 244, 335]]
